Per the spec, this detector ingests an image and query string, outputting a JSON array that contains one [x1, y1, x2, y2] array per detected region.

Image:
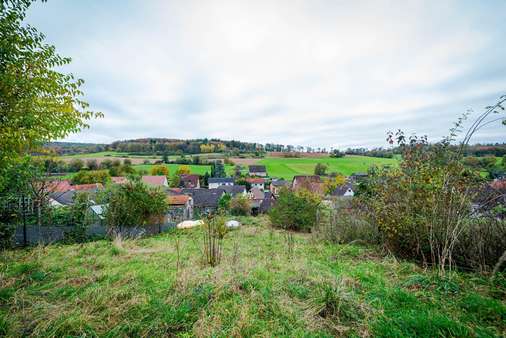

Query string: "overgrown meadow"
[[1, 216, 504, 337]]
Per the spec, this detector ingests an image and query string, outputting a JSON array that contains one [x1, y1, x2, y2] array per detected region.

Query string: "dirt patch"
[[267, 152, 330, 158], [229, 157, 261, 166]]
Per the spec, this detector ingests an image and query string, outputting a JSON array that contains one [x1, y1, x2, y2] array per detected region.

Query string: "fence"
[[13, 222, 176, 246]]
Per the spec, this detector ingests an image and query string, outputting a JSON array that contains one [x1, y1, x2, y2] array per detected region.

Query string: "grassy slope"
[[259, 155, 398, 180], [1, 217, 504, 337]]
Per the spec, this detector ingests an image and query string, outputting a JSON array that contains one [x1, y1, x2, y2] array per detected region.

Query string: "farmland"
[[258, 155, 398, 180], [1, 216, 504, 337], [55, 151, 398, 180]]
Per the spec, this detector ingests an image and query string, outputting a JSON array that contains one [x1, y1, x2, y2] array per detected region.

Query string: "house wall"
[[251, 183, 264, 190], [208, 182, 234, 189]]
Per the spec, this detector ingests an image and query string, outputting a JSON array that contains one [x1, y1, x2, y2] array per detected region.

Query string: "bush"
[[68, 159, 84, 172], [104, 181, 167, 230], [230, 194, 251, 216], [72, 169, 110, 185], [150, 165, 169, 176], [86, 159, 98, 170], [123, 159, 132, 166], [314, 200, 379, 244], [314, 163, 327, 176], [269, 188, 321, 232], [453, 218, 506, 272], [0, 221, 14, 250]]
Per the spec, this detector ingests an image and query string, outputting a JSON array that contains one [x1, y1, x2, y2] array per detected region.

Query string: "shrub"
[[0, 221, 14, 250], [104, 181, 167, 231], [86, 159, 98, 170], [151, 165, 169, 176], [453, 218, 506, 272], [202, 215, 227, 267], [269, 188, 321, 232], [123, 159, 132, 166], [100, 159, 113, 169], [68, 158, 84, 172], [314, 200, 379, 244], [314, 163, 327, 176], [72, 169, 110, 185], [218, 193, 231, 212], [176, 165, 190, 175], [230, 194, 251, 216]]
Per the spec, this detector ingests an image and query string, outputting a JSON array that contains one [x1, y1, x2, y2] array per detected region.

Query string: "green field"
[[1, 216, 504, 336], [132, 164, 234, 176], [259, 155, 398, 180]]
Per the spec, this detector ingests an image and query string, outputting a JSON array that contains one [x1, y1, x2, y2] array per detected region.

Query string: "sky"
[[26, 0, 506, 149]]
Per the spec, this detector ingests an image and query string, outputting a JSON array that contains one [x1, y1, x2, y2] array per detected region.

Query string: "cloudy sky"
[[26, 0, 506, 149]]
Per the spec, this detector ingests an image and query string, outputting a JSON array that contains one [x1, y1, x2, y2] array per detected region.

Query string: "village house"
[[331, 183, 355, 198], [141, 175, 168, 187], [292, 175, 324, 195], [249, 165, 267, 177], [246, 177, 265, 190], [270, 179, 289, 196], [180, 174, 200, 188], [249, 187, 273, 214], [181, 188, 225, 216], [166, 195, 193, 223], [208, 177, 234, 189], [221, 185, 247, 196]]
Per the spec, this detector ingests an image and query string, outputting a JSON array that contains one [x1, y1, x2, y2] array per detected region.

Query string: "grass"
[[259, 155, 398, 180], [1, 216, 504, 337], [132, 164, 235, 176]]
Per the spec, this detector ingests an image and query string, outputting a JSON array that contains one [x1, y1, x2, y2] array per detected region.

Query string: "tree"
[[211, 162, 225, 178], [176, 165, 190, 175], [68, 159, 84, 172], [218, 193, 232, 212], [86, 159, 98, 170], [330, 149, 345, 158], [162, 152, 169, 163], [104, 181, 167, 230], [72, 170, 110, 185], [269, 188, 321, 232], [323, 174, 347, 194], [170, 173, 181, 188], [150, 165, 169, 176], [230, 195, 251, 216], [314, 163, 327, 176], [0, 1, 101, 190]]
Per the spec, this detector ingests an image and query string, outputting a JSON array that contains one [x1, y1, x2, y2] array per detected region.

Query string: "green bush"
[[72, 170, 110, 185], [104, 181, 167, 230], [230, 194, 250, 216], [269, 188, 321, 232]]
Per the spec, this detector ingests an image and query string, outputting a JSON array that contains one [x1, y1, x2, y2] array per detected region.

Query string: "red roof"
[[491, 179, 506, 190], [47, 180, 72, 192], [73, 183, 104, 191], [246, 177, 265, 184], [167, 195, 190, 205], [111, 176, 128, 184], [180, 174, 199, 188], [142, 175, 167, 186], [292, 176, 323, 194]]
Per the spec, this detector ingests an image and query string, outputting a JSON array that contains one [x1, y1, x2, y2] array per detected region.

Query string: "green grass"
[[259, 155, 398, 180], [132, 164, 235, 176], [1, 216, 504, 337]]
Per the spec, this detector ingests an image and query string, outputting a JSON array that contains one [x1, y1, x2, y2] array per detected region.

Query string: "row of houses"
[[46, 166, 364, 225]]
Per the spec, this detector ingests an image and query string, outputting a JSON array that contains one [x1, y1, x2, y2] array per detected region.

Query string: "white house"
[[208, 177, 234, 189]]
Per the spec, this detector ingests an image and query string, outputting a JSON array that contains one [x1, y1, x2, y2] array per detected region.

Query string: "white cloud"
[[26, 0, 506, 148]]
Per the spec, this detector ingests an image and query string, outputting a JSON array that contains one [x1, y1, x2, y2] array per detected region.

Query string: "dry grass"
[[0, 216, 504, 337]]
